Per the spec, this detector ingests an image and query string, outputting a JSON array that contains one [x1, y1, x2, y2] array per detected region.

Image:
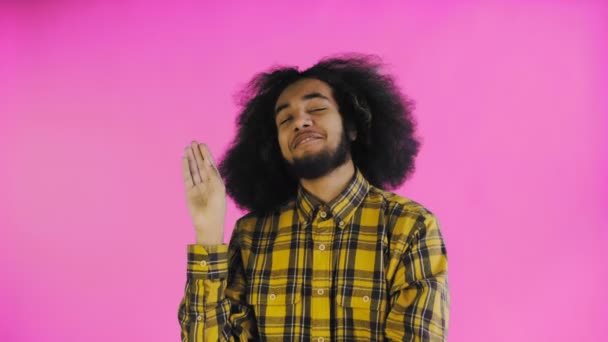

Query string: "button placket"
[[311, 207, 333, 336]]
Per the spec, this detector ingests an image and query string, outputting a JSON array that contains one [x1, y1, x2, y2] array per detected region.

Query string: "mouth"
[[292, 134, 324, 149], [295, 137, 321, 149]]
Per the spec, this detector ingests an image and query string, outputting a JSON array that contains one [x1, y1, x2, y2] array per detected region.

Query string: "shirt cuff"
[[186, 244, 229, 280]]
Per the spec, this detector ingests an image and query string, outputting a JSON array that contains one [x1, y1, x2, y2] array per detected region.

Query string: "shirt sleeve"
[[177, 228, 258, 341], [384, 211, 450, 341]]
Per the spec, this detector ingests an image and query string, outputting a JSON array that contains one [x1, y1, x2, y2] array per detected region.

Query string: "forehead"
[[275, 78, 335, 105]]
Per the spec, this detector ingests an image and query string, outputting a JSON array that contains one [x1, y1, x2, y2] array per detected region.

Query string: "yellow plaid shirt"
[[178, 168, 450, 341]]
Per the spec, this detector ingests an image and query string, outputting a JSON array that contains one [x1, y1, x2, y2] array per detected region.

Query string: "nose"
[[293, 111, 313, 131]]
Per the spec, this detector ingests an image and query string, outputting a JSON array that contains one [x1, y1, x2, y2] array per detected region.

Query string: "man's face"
[[274, 78, 356, 179]]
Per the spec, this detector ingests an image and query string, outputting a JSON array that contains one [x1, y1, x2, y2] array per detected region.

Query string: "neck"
[[299, 159, 356, 204]]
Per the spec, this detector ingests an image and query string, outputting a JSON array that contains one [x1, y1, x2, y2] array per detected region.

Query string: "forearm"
[[385, 211, 450, 341], [194, 224, 224, 246], [195, 235, 224, 247], [178, 244, 230, 341], [385, 272, 450, 341], [178, 242, 258, 341]]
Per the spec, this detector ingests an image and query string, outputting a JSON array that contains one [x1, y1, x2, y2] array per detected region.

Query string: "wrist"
[[195, 231, 224, 246]]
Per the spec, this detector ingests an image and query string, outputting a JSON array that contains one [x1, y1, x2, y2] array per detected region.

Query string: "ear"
[[348, 129, 357, 141], [344, 120, 357, 141]]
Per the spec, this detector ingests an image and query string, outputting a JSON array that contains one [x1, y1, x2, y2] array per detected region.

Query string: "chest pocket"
[[336, 286, 386, 311], [334, 264, 388, 341], [249, 284, 302, 337]]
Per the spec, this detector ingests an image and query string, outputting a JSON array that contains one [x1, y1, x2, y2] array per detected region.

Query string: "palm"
[[185, 178, 225, 223]]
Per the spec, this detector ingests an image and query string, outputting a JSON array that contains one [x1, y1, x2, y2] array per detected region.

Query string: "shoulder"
[[369, 185, 436, 218], [368, 186, 443, 251], [232, 200, 297, 240]]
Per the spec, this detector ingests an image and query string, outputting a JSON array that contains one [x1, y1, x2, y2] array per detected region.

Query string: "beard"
[[284, 129, 351, 180]]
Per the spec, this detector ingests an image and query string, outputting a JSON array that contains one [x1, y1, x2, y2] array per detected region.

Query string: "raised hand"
[[182, 141, 226, 246]]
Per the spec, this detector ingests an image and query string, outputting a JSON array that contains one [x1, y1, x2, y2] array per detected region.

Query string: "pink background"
[[1, 1, 606, 341]]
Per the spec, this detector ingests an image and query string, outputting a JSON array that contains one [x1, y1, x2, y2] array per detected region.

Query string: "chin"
[[294, 147, 325, 159]]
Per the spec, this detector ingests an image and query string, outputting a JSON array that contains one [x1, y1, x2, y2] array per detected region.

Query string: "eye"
[[279, 116, 292, 125], [310, 108, 326, 112]]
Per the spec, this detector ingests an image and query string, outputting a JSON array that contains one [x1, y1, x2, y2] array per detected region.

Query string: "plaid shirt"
[[178, 168, 450, 341]]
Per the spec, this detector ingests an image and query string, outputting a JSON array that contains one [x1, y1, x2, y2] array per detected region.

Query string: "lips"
[[292, 132, 324, 149]]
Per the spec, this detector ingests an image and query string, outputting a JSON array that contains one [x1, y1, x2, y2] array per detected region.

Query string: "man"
[[178, 54, 450, 341]]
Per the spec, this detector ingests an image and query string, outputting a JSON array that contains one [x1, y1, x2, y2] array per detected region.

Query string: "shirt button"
[[269, 293, 276, 300], [318, 337, 325, 342], [319, 210, 327, 218], [318, 244, 326, 251], [196, 315, 203, 321], [316, 288, 325, 295], [362, 295, 370, 303], [338, 221, 346, 228], [199, 260, 207, 267]]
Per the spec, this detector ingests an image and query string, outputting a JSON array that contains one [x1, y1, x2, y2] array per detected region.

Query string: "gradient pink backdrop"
[[1, 1, 606, 341]]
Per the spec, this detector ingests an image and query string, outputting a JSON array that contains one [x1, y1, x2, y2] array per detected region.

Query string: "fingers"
[[191, 141, 210, 182], [186, 145, 202, 185], [184, 140, 220, 188], [198, 143, 219, 176], [182, 154, 194, 188]]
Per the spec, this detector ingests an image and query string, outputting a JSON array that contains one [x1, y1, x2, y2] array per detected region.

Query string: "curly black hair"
[[218, 53, 421, 214]]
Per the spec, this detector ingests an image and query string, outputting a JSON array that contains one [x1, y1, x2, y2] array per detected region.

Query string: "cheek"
[[277, 134, 291, 157], [329, 125, 345, 145]]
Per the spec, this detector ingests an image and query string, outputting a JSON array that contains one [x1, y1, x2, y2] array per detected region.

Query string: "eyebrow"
[[274, 92, 331, 116]]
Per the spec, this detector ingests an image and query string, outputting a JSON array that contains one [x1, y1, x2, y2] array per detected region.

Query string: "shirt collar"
[[296, 167, 370, 226]]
